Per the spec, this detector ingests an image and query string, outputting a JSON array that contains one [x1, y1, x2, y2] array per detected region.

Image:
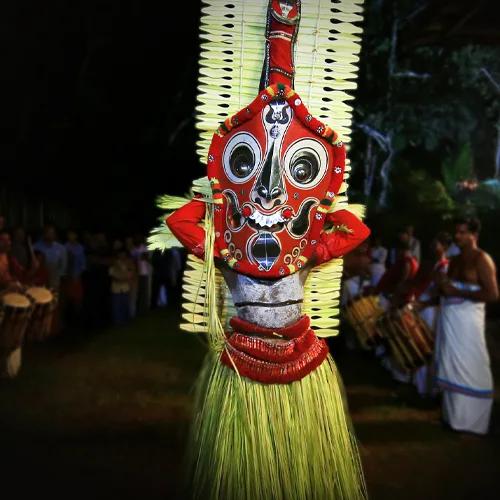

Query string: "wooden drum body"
[[0, 292, 33, 378], [376, 306, 434, 372], [24, 287, 57, 342], [344, 296, 385, 349]]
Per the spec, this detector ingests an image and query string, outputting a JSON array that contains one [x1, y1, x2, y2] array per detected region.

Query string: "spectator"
[[446, 240, 461, 258], [34, 225, 67, 291], [377, 239, 419, 309], [130, 234, 148, 261], [387, 228, 410, 266], [109, 249, 133, 325], [137, 252, 153, 314], [125, 236, 139, 318], [65, 230, 86, 323], [341, 241, 371, 306], [0, 230, 28, 288], [31, 250, 50, 287], [405, 224, 421, 263], [369, 234, 387, 287], [10, 227, 31, 269], [0, 231, 16, 289]]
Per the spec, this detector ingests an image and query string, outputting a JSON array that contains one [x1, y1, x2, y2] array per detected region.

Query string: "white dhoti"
[[413, 303, 438, 396], [436, 284, 493, 435]]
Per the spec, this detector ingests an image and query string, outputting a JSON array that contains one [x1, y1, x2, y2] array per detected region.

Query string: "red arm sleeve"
[[165, 198, 208, 259], [313, 209, 370, 266]]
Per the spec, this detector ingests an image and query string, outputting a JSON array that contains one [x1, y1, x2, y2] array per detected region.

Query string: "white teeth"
[[249, 210, 284, 228]]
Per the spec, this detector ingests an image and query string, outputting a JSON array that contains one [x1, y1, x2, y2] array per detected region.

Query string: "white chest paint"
[[221, 267, 310, 329]]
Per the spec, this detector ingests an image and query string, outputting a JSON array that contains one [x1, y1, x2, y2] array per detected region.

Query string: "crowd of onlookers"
[[0, 214, 184, 330]]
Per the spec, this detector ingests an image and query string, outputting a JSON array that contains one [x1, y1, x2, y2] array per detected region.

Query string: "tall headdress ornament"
[[150, 0, 365, 337]]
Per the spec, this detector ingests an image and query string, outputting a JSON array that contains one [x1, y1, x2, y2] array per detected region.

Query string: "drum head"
[[26, 287, 53, 305], [2, 292, 31, 309]]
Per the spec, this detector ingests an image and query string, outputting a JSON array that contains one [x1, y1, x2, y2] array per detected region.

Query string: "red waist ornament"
[[220, 315, 329, 384]]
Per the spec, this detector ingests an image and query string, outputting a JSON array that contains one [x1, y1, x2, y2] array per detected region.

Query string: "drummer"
[[0, 230, 40, 290], [411, 232, 451, 396], [413, 232, 451, 328], [341, 240, 372, 306], [0, 231, 24, 290], [341, 241, 371, 350], [374, 239, 419, 382], [376, 239, 419, 310]]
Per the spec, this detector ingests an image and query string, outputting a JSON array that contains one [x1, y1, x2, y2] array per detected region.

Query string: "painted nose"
[[257, 185, 283, 200]]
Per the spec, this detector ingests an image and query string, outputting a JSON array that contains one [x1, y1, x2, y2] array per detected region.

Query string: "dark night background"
[[1, 0, 203, 232]]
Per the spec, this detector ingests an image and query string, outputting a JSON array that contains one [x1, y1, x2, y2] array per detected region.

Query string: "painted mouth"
[[247, 210, 286, 232], [250, 232, 281, 271], [223, 189, 318, 237]]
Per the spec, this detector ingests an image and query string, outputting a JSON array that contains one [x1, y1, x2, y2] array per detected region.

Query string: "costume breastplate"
[[221, 267, 309, 329]]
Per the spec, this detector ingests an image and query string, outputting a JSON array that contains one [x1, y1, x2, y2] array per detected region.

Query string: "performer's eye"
[[230, 145, 254, 178], [284, 138, 328, 188], [290, 152, 319, 184], [223, 132, 261, 184]]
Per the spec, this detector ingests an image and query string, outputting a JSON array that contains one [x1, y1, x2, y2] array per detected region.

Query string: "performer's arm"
[[476, 253, 499, 302], [313, 209, 370, 265], [165, 198, 211, 259]]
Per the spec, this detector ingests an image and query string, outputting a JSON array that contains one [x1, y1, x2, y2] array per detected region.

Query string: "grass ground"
[[0, 308, 498, 499]]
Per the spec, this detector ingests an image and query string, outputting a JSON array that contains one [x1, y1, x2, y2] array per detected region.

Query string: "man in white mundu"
[[437, 217, 498, 434]]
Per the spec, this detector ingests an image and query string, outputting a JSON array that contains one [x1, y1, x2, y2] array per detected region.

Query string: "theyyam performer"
[[149, 1, 369, 498]]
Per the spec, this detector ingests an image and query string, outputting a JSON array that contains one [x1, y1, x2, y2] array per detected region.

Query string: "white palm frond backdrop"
[[196, 0, 365, 167]]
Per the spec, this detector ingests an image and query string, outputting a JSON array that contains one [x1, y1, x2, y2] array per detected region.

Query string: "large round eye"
[[284, 138, 328, 188], [223, 132, 261, 184], [290, 151, 319, 184], [230, 144, 254, 178]]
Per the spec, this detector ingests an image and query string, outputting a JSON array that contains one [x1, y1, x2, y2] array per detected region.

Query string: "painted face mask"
[[208, 84, 345, 279], [205, 0, 346, 279]]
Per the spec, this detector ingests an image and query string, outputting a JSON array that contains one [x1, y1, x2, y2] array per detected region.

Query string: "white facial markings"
[[283, 138, 329, 189], [223, 132, 262, 184]]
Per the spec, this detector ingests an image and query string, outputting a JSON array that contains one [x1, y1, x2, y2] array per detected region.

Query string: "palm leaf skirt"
[[184, 352, 367, 500]]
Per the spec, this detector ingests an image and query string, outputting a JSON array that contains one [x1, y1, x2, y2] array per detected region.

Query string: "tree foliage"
[[351, 0, 500, 212]]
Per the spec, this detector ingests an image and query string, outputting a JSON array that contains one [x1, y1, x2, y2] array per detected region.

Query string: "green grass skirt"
[[185, 352, 367, 500]]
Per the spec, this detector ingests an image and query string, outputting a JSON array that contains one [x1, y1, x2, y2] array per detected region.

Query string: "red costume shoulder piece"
[[313, 209, 370, 266], [165, 198, 220, 259]]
